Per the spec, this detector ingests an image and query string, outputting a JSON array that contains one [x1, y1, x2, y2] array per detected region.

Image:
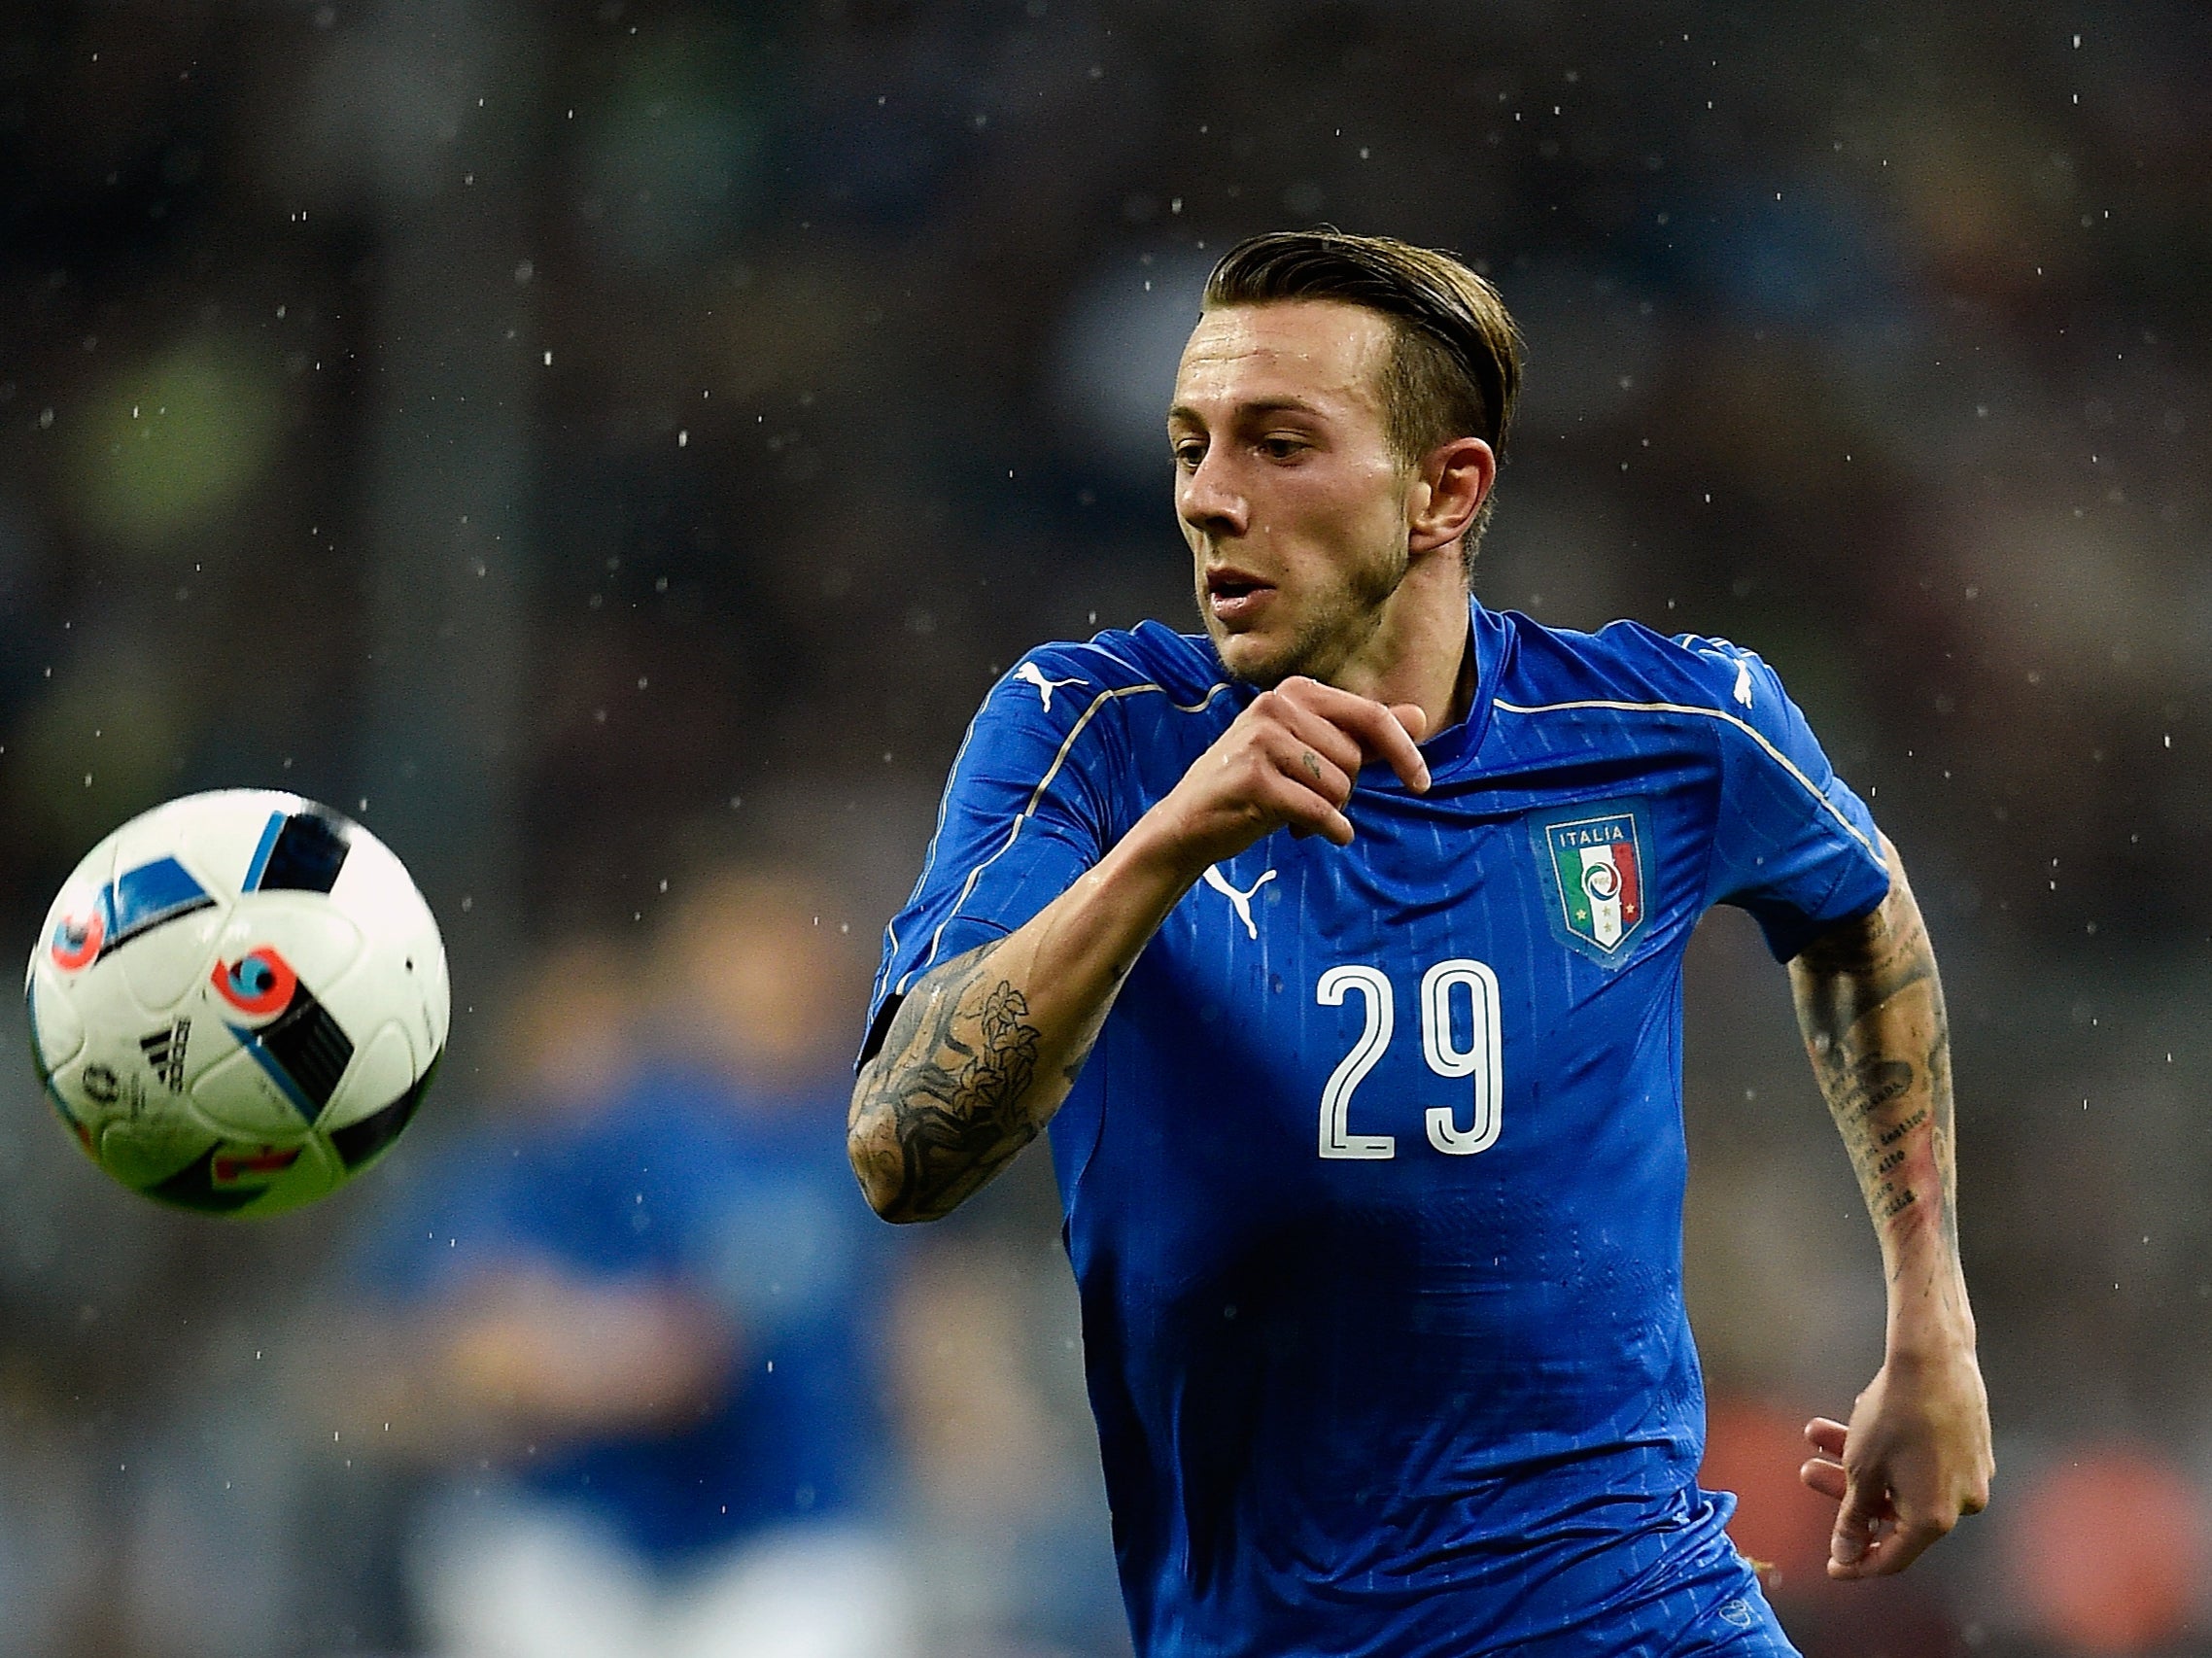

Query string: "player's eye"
[[1172, 440, 1206, 469], [1258, 435, 1307, 461]]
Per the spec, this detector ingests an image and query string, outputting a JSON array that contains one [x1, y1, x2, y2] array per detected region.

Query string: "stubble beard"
[[1198, 540, 1410, 691]]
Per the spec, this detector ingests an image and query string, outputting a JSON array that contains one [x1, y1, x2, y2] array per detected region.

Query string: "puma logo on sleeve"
[[1014, 661, 1089, 711]]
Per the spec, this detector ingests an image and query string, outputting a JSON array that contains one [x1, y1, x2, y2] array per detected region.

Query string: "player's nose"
[[1177, 450, 1248, 539]]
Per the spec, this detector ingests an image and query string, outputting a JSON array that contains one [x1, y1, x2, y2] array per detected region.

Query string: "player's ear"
[[1407, 437, 1494, 557]]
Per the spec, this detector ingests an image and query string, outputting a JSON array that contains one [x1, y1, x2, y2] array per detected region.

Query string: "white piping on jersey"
[[897, 676, 1235, 994], [880, 637, 1141, 972], [881, 714, 982, 974], [1491, 696, 1878, 856]]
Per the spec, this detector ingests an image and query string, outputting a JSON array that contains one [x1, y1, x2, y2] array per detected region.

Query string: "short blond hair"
[[1203, 229, 1523, 558]]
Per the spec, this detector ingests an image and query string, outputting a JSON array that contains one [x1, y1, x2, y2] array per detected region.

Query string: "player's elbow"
[[861, 1186, 949, 1226], [846, 1093, 934, 1224], [849, 1151, 924, 1225], [846, 1123, 900, 1222]]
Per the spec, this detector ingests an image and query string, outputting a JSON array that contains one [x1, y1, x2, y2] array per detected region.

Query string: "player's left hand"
[[1799, 1346, 1992, 1578]]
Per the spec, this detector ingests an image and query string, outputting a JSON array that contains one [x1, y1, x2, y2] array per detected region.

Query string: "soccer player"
[[849, 230, 1991, 1655]]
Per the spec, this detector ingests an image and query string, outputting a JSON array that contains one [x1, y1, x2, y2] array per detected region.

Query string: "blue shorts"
[[1493, 1518, 1800, 1657], [1665, 1579, 1797, 1658], [1637, 1538, 1798, 1658]]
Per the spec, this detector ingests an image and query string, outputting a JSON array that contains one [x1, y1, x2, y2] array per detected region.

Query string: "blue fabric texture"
[[356, 1066, 891, 1567]]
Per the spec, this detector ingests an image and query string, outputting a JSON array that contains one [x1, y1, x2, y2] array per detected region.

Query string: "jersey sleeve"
[[1683, 636, 1891, 960], [860, 647, 1118, 1064]]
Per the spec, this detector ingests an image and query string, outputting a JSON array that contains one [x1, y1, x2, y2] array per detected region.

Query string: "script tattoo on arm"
[[1789, 840, 1960, 1272], [847, 942, 1057, 1224]]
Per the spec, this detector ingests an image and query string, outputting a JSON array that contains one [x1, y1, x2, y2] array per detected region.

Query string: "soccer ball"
[[24, 789, 450, 1217]]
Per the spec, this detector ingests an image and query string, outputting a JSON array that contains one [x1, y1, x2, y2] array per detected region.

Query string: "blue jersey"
[[866, 600, 1888, 1657], [357, 1068, 893, 1564]]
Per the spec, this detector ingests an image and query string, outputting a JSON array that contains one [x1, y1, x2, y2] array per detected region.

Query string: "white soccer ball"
[[23, 789, 450, 1217]]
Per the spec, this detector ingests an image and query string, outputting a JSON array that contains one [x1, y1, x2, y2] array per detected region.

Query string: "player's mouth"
[[1204, 567, 1275, 626]]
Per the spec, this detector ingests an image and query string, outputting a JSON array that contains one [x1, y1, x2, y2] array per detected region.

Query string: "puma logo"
[[1697, 644, 1755, 708], [1014, 661, 1087, 711], [1202, 864, 1276, 939]]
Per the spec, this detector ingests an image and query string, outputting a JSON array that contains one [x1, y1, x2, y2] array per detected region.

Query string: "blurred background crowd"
[[0, 1, 2208, 1653]]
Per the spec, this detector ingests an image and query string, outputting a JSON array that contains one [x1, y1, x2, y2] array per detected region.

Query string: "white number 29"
[[1315, 959, 1503, 1160]]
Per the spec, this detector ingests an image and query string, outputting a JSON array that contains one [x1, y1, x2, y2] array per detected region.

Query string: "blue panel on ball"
[[250, 812, 351, 895], [241, 811, 285, 891], [106, 857, 217, 952]]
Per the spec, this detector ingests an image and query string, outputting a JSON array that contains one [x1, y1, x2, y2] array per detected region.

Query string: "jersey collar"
[[1392, 594, 1504, 781]]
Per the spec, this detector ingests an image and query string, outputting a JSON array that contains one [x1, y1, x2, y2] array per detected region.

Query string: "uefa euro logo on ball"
[[23, 789, 450, 1217]]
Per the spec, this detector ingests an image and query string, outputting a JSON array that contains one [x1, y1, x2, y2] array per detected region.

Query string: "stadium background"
[[2, 2, 2209, 1653]]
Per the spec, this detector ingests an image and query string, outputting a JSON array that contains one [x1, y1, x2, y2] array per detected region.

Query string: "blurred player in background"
[[851, 230, 1991, 1655], [344, 869, 909, 1658]]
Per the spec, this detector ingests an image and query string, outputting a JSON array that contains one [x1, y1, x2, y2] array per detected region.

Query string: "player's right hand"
[[1799, 1340, 1993, 1579], [1149, 676, 1430, 871]]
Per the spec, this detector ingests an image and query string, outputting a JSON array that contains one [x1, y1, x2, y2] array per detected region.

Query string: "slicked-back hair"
[[1202, 229, 1523, 562]]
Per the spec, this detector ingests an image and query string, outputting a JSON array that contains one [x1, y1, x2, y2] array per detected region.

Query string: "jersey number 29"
[[1315, 961, 1503, 1160]]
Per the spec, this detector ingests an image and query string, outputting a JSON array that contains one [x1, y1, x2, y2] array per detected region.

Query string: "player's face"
[[1168, 300, 1417, 688]]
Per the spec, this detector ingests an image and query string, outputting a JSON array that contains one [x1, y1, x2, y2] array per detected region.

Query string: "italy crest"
[[1536, 805, 1649, 963]]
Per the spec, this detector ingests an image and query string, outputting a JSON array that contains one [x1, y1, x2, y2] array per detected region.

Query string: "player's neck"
[[1330, 557, 1475, 737]]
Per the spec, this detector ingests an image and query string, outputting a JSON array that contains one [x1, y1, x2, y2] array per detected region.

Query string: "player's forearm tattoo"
[[848, 943, 1051, 1223], [1791, 854, 1960, 1275]]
